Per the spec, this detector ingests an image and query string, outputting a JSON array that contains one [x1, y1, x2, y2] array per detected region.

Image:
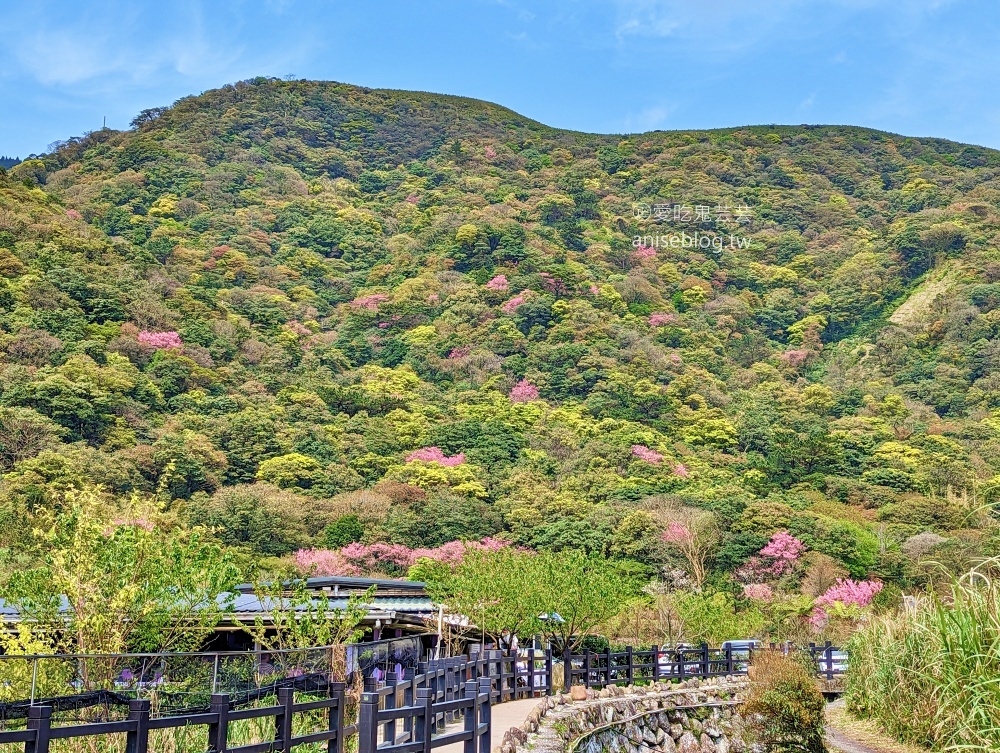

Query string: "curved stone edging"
[[496, 676, 751, 753], [566, 701, 743, 753]]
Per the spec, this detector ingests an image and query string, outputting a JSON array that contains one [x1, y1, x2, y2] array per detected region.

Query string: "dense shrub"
[[741, 650, 826, 753]]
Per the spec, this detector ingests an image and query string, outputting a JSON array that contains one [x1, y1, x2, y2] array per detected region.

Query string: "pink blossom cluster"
[[743, 583, 774, 601], [448, 345, 472, 360], [509, 379, 540, 403], [589, 285, 600, 295], [485, 275, 509, 292], [294, 537, 511, 576], [137, 330, 183, 349], [648, 313, 677, 327], [779, 349, 810, 367], [736, 531, 806, 581], [673, 463, 690, 478], [661, 522, 693, 544], [632, 245, 656, 261], [405, 447, 466, 466], [501, 293, 529, 314], [815, 578, 883, 609], [539, 272, 567, 294], [405, 194, 419, 204], [65, 209, 83, 220], [761, 531, 807, 562], [631, 444, 664, 464], [809, 578, 883, 627], [351, 293, 390, 311], [484, 146, 498, 161]]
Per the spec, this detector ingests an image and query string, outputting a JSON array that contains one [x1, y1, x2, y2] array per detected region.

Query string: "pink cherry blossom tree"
[[295, 537, 511, 576], [631, 445, 664, 464], [659, 509, 719, 589], [405, 447, 466, 466], [737, 531, 807, 582], [137, 330, 183, 350], [809, 578, 883, 627], [509, 379, 539, 403], [648, 313, 677, 327], [485, 274, 509, 292], [501, 292, 529, 314], [350, 293, 389, 311]]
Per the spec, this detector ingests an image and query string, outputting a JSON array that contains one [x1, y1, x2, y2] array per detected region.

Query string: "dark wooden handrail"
[[0, 644, 843, 752]]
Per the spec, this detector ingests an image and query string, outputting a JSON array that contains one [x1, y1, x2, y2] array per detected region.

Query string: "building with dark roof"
[[0, 576, 439, 652]]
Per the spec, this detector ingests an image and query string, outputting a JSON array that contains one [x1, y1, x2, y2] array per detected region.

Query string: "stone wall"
[[497, 678, 750, 753]]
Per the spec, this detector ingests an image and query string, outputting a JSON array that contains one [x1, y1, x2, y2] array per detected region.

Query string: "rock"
[[688, 719, 703, 733], [643, 727, 657, 745], [660, 736, 677, 753], [703, 720, 721, 738], [571, 685, 588, 701], [670, 723, 684, 740], [678, 732, 700, 753], [699, 733, 716, 752], [627, 724, 643, 745]]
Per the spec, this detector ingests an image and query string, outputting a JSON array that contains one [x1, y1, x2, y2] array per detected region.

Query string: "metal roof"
[[0, 594, 436, 623], [233, 576, 427, 594]]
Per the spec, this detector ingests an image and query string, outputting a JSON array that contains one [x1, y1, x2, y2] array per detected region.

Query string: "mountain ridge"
[[1, 75, 999, 609]]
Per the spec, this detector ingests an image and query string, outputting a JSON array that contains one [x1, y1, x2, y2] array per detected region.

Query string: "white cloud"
[[621, 103, 673, 132], [4, 0, 316, 92]]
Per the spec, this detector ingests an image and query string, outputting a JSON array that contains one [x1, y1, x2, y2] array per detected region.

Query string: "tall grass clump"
[[846, 564, 1000, 750]]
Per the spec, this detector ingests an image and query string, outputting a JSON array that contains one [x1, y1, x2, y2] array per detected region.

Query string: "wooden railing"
[[562, 642, 847, 692], [0, 644, 844, 752], [3, 684, 352, 753]]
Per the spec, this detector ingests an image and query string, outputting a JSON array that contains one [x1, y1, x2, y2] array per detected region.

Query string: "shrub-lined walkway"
[[825, 701, 930, 753]]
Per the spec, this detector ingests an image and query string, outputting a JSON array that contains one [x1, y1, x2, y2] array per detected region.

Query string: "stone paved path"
[[435, 696, 544, 753]]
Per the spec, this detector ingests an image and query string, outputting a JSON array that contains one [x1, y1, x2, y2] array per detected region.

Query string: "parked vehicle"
[[720, 640, 761, 672]]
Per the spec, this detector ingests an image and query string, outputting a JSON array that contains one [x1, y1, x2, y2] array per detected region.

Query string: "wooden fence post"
[[438, 661, 448, 731], [383, 672, 398, 745], [582, 649, 591, 689], [403, 668, 415, 740], [625, 646, 634, 686], [208, 693, 230, 753], [463, 680, 479, 753], [477, 677, 492, 753], [562, 646, 572, 692], [277, 687, 294, 753], [358, 692, 380, 753], [125, 699, 151, 753], [700, 644, 710, 678], [677, 647, 685, 681], [416, 688, 434, 753], [545, 649, 554, 695], [604, 646, 613, 687], [825, 642, 835, 681], [25, 705, 52, 753], [725, 644, 734, 675], [527, 649, 535, 697], [330, 682, 346, 753], [651, 645, 660, 682]]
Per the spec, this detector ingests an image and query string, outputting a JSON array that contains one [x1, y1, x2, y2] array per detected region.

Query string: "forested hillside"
[[3, 76, 1000, 611]]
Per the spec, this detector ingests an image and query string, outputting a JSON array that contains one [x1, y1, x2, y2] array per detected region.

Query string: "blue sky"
[[2, 0, 999, 157]]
